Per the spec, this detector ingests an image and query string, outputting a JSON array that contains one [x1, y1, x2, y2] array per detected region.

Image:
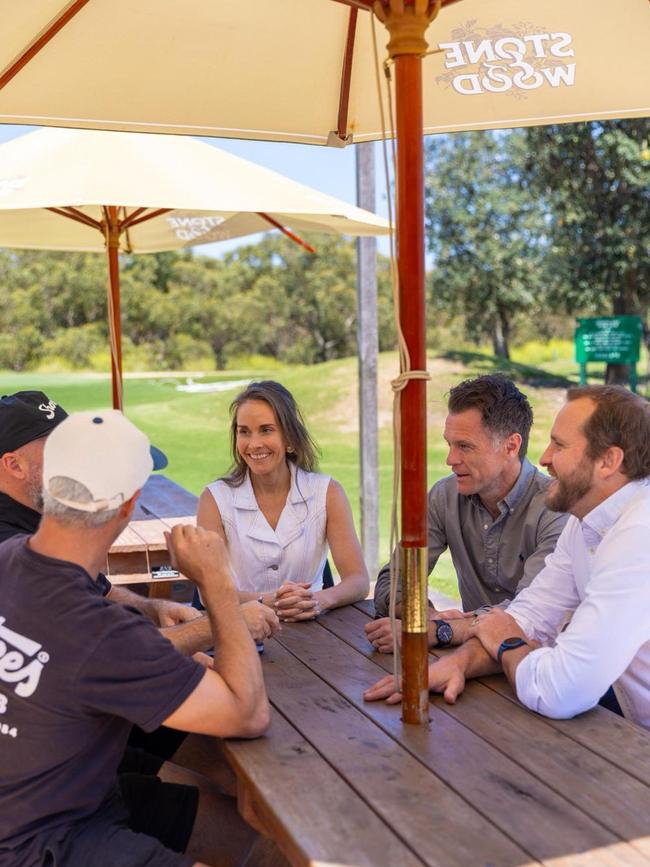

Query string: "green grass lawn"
[[3, 346, 646, 601]]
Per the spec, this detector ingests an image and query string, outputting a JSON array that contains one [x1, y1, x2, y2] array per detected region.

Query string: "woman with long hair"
[[197, 381, 369, 621]]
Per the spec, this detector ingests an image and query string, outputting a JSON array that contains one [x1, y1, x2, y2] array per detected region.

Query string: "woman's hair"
[[222, 381, 319, 487]]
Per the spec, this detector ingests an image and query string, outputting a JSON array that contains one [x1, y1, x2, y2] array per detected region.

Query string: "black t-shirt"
[[0, 490, 40, 543], [0, 536, 204, 866], [0, 491, 112, 596]]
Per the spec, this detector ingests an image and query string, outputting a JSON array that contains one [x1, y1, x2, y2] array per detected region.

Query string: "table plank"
[[223, 708, 425, 867], [261, 637, 531, 867], [354, 599, 650, 788], [127, 518, 170, 550], [274, 620, 644, 865], [482, 674, 650, 787], [109, 523, 150, 553], [320, 607, 650, 854]]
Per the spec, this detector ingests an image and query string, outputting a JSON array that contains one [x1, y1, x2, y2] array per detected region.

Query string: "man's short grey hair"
[[43, 477, 121, 528]]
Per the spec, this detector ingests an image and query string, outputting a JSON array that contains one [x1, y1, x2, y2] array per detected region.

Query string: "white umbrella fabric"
[[0, 0, 647, 142]]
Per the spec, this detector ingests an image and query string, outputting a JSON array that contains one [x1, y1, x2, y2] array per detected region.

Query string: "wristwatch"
[[497, 636, 528, 664], [432, 619, 453, 648]]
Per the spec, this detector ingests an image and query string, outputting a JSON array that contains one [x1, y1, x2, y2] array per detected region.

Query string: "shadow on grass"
[[440, 350, 575, 389]]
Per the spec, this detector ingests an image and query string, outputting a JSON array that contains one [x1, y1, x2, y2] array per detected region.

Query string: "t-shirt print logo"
[[0, 617, 49, 698], [38, 400, 57, 420]]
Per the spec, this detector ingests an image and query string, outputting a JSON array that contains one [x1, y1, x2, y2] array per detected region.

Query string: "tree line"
[[0, 119, 647, 372], [425, 119, 649, 361]]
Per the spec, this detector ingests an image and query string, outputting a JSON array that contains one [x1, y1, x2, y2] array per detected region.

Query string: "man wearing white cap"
[[0, 410, 270, 867]]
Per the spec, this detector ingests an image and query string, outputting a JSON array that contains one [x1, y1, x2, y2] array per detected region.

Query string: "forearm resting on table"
[[315, 571, 369, 613], [161, 616, 212, 655], [443, 638, 501, 679], [107, 585, 158, 619]]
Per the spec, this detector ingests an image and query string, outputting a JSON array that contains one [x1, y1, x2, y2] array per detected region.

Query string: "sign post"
[[575, 316, 643, 392]]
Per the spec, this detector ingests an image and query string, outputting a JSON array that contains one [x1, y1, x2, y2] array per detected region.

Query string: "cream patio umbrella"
[[0, 126, 389, 409], [0, 0, 647, 142], [1, 0, 648, 723]]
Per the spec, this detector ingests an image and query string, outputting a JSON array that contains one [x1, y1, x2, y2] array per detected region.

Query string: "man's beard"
[[546, 457, 594, 514], [25, 466, 44, 512]]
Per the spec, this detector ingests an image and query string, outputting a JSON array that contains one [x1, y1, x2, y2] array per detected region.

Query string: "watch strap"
[[497, 637, 527, 664]]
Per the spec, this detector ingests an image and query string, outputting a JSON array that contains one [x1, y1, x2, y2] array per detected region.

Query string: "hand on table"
[[241, 601, 281, 641], [365, 608, 472, 654], [274, 582, 320, 621], [364, 617, 400, 653], [363, 655, 468, 705]]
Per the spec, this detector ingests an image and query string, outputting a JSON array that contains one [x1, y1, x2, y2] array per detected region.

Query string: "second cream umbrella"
[[0, 126, 389, 408]]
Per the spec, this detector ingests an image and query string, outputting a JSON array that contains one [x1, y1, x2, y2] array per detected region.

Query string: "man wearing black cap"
[[0, 390, 213, 639], [0, 391, 68, 543]]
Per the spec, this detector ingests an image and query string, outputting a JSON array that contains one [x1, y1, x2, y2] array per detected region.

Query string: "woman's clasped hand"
[[272, 582, 321, 621]]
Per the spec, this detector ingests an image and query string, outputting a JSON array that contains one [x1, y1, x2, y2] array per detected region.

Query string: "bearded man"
[[366, 385, 650, 729]]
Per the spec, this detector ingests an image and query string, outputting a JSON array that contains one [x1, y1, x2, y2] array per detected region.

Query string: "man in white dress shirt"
[[365, 384, 650, 728]]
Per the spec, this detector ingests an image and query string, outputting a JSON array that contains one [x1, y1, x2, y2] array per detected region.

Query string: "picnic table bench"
[[221, 600, 650, 867], [106, 474, 197, 596]]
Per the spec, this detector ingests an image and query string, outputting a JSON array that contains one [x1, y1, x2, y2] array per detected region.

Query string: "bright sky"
[[0, 123, 393, 259]]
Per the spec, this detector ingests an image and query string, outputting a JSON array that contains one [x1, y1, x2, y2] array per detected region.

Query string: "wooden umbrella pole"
[[375, 0, 442, 724], [104, 206, 124, 411]]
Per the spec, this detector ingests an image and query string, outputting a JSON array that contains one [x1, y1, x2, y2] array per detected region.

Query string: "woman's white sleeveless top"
[[206, 464, 331, 594]]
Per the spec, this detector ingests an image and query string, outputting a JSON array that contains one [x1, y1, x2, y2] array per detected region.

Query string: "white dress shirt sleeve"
[[506, 519, 580, 645], [512, 519, 650, 719]]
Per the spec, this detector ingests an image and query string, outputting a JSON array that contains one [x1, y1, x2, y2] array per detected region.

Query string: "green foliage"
[[425, 130, 547, 359], [0, 238, 395, 372], [524, 120, 650, 318]]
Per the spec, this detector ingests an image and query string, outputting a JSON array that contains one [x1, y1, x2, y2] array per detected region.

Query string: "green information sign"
[[575, 315, 643, 391]]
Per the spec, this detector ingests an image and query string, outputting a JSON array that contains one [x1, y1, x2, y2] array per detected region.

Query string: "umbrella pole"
[[376, 0, 442, 725], [104, 206, 124, 411]]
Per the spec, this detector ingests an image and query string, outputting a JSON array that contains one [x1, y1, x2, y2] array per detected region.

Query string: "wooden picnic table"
[[222, 599, 650, 867], [106, 474, 197, 593]]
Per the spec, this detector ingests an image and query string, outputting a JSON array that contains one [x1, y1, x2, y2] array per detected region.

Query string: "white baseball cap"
[[43, 410, 167, 513]]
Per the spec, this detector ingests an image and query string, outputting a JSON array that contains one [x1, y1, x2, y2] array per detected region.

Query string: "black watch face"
[[437, 621, 453, 646]]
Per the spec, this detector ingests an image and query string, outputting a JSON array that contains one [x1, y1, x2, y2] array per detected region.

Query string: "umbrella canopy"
[[0, 0, 648, 142], [0, 126, 389, 410], [0, 127, 389, 251]]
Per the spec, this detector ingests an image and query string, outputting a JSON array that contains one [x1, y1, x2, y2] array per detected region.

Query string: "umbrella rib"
[[46, 206, 102, 232], [0, 0, 92, 91], [257, 213, 316, 254], [120, 208, 149, 230], [123, 208, 173, 230], [334, 7, 358, 143]]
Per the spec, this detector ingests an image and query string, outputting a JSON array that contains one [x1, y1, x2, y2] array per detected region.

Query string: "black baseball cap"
[[0, 391, 68, 456]]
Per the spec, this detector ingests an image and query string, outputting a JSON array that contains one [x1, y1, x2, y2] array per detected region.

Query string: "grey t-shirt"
[[374, 459, 568, 614], [0, 535, 204, 866]]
